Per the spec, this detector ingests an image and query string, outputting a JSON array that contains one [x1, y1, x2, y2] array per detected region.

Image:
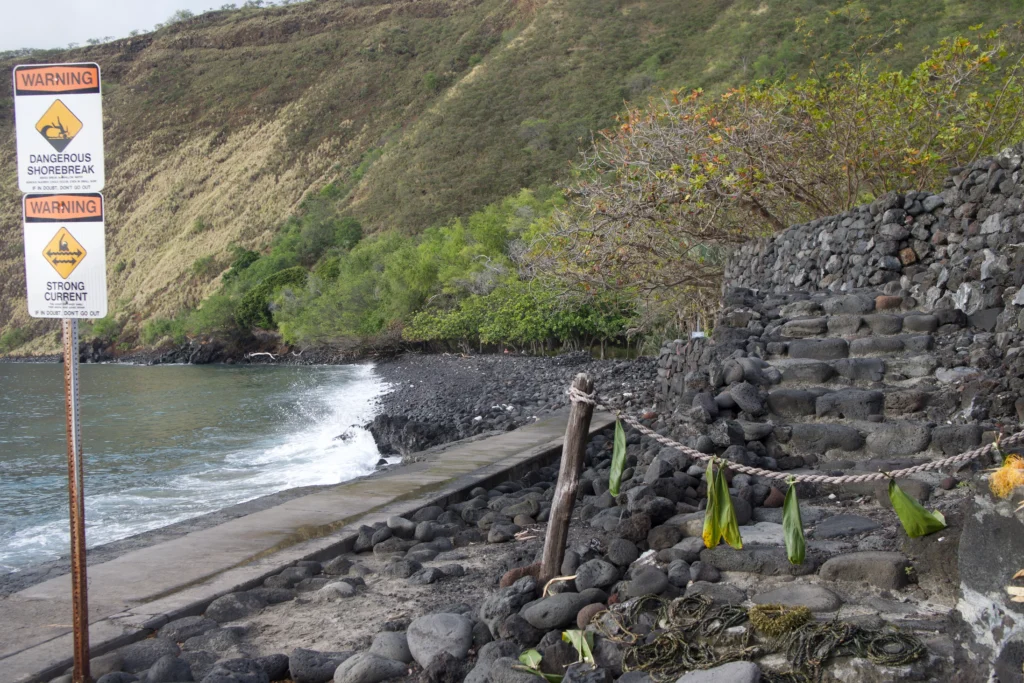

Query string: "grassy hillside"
[[2, 0, 1023, 351]]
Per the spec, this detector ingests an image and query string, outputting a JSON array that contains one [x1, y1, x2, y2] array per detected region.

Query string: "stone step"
[[768, 356, 941, 387], [780, 334, 935, 360]]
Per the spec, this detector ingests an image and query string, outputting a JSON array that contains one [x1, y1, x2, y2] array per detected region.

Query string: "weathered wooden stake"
[[540, 373, 595, 584]]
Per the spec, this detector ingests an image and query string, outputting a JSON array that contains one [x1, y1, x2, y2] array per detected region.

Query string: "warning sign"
[[36, 100, 84, 153], [44, 228, 87, 278], [23, 193, 107, 319], [13, 63, 104, 193]]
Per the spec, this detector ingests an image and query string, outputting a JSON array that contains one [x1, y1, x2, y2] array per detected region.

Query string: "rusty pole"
[[63, 318, 90, 683]]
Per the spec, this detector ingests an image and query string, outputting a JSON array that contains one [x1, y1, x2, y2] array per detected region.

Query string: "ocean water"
[[0, 363, 387, 573]]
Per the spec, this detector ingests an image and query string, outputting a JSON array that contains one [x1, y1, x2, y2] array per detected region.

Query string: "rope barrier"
[[567, 386, 1019, 485]]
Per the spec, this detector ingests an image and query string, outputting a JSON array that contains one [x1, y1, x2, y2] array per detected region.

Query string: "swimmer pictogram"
[[43, 227, 87, 278]]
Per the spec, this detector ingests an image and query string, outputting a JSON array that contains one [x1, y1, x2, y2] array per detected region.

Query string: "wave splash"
[[0, 364, 387, 573]]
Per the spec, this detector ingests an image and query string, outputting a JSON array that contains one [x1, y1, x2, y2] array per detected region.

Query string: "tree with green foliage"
[[236, 267, 308, 331], [529, 23, 1024, 330]]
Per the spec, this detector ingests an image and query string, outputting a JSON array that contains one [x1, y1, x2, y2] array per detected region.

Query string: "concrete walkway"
[[0, 410, 614, 683]]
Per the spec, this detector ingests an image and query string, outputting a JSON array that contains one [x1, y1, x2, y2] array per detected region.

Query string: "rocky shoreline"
[[366, 352, 657, 457], [66, 413, 976, 683]]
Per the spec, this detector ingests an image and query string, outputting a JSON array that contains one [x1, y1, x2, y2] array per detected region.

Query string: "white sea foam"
[[0, 363, 388, 572]]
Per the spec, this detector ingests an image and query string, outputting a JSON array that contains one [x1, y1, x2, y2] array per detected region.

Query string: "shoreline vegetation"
[[5, 6, 1024, 359]]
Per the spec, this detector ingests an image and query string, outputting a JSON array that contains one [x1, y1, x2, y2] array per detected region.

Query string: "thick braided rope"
[[567, 387, 1022, 484]]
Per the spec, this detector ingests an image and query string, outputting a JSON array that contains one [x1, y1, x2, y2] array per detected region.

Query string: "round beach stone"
[[575, 559, 618, 590], [332, 653, 406, 683], [119, 639, 181, 674], [606, 538, 639, 567], [205, 592, 267, 623], [289, 649, 352, 683], [253, 655, 289, 682], [386, 516, 416, 539], [201, 658, 269, 683], [144, 655, 193, 683], [522, 593, 590, 630], [407, 613, 474, 668], [626, 568, 669, 597], [159, 616, 218, 644]]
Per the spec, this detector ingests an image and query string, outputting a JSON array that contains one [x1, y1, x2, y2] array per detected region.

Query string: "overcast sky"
[[0, 0, 233, 52]]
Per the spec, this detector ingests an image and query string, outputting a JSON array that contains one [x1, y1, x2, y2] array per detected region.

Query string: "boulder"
[[625, 568, 669, 597], [201, 659, 268, 683], [606, 539, 639, 567], [700, 547, 817, 576], [289, 649, 352, 683], [254, 655, 289, 682], [728, 382, 765, 416], [778, 360, 834, 383], [406, 613, 474, 668], [479, 577, 536, 635], [144, 656, 193, 683], [159, 616, 218, 644], [119, 639, 181, 674], [833, 358, 885, 382], [575, 559, 619, 590], [205, 592, 266, 623], [788, 423, 863, 453], [766, 390, 817, 418], [818, 552, 913, 589], [787, 339, 849, 361], [486, 658, 543, 683], [386, 516, 416, 539], [522, 593, 591, 630], [332, 653, 406, 683], [751, 584, 842, 612], [675, 661, 761, 682], [368, 632, 412, 664], [815, 389, 883, 420], [865, 422, 931, 457], [810, 514, 880, 538], [684, 582, 745, 606]]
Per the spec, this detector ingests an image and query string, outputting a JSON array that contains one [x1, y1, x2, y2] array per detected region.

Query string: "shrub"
[[0, 327, 30, 353], [235, 266, 308, 330], [529, 26, 1024, 328]]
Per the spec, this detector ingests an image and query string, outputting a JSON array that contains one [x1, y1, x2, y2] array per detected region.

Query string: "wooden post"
[[540, 373, 595, 584]]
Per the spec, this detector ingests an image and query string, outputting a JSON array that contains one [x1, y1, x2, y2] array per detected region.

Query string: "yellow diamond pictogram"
[[43, 228, 87, 279], [35, 100, 83, 153]]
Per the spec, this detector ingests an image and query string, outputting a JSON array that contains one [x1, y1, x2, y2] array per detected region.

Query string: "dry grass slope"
[[2, 0, 1022, 349]]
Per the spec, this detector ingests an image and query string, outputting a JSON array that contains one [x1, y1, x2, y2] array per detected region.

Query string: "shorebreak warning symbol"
[[44, 227, 87, 279], [35, 100, 83, 152]]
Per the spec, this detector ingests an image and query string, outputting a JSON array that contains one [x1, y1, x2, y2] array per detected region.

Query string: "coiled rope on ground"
[[568, 385, 1018, 484], [589, 594, 926, 682]]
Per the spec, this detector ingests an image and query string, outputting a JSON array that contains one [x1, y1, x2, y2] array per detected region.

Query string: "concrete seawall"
[[0, 409, 614, 683]]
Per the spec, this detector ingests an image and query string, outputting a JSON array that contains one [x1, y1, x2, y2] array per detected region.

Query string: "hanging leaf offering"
[[888, 479, 946, 538], [702, 460, 721, 549], [609, 420, 626, 497], [782, 479, 805, 565], [703, 460, 743, 549]]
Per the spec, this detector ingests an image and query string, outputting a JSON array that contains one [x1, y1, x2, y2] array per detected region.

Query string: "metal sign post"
[[62, 319, 90, 683], [13, 62, 106, 683]]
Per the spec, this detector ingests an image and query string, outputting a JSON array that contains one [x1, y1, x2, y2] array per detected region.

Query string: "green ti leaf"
[[562, 630, 595, 664], [702, 459, 721, 549], [716, 462, 743, 550], [609, 420, 626, 497], [519, 649, 542, 670], [703, 460, 743, 550], [888, 479, 946, 538], [782, 480, 806, 565]]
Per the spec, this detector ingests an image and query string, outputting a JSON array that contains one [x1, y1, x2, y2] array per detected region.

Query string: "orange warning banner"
[[24, 194, 103, 222], [14, 64, 100, 96]]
